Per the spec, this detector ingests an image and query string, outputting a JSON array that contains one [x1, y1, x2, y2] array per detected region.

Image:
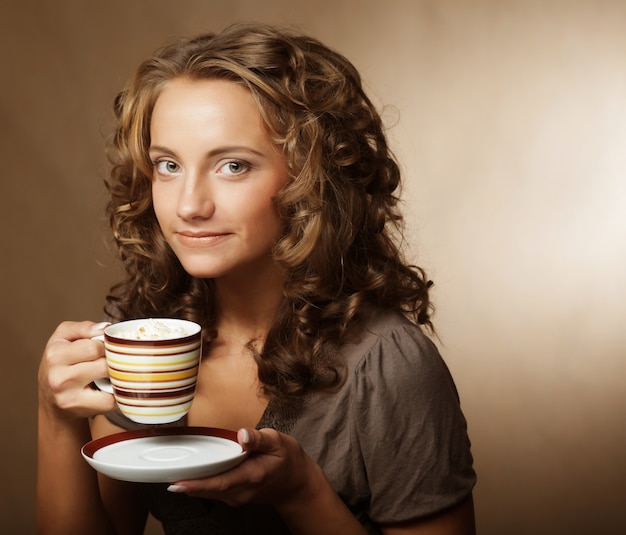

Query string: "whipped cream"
[[116, 319, 193, 340]]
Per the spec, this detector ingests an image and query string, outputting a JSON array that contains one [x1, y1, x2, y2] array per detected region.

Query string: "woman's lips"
[[175, 231, 231, 248]]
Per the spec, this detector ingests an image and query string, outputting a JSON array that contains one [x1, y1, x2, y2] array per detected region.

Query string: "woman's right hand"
[[37, 322, 143, 535], [38, 321, 116, 420]]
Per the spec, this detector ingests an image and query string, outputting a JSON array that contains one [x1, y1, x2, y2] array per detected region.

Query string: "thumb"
[[237, 427, 282, 454]]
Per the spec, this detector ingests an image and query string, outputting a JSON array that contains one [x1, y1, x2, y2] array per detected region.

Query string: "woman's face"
[[150, 78, 289, 282]]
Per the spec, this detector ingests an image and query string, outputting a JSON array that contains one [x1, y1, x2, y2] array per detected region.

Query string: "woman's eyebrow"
[[148, 145, 176, 156], [205, 145, 266, 158], [148, 145, 265, 158]]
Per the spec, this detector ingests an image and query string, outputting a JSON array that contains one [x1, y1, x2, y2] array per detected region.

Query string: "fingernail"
[[240, 428, 250, 444], [167, 485, 187, 493], [92, 322, 111, 333]]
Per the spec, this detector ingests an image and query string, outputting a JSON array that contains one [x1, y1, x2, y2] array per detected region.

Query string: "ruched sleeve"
[[350, 322, 475, 522], [289, 309, 476, 528]]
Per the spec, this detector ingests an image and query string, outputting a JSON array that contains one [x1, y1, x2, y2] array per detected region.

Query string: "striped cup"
[[101, 318, 202, 424]]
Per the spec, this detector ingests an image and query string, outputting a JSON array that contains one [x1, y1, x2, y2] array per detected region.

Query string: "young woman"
[[37, 23, 476, 535]]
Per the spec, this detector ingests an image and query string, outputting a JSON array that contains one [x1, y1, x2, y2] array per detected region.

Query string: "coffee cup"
[[93, 318, 202, 424]]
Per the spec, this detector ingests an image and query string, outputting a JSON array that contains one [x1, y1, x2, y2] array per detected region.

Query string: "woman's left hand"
[[167, 428, 321, 508]]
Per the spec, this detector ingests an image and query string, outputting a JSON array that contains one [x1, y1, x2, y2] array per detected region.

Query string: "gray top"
[[105, 307, 476, 534]]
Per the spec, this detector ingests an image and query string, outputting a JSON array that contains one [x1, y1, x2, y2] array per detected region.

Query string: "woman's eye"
[[155, 160, 180, 174], [220, 160, 249, 176]]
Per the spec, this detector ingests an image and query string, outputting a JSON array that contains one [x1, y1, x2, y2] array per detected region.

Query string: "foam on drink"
[[117, 319, 192, 340]]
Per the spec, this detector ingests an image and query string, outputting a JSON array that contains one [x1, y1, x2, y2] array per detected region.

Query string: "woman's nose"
[[176, 176, 215, 220]]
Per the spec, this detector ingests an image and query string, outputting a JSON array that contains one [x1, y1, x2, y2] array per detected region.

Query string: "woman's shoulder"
[[344, 305, 442, 373], [340, 304, 461, 406], [358, 304, 427, 334]]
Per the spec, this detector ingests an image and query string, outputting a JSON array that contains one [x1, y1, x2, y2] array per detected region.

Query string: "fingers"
[[46, 321, 109, 367], [39, 320, 114, 418], [169, 458, 248, 495], [169, 428, 279, 500], [48, 320, 110, 346], [47, 379, 117, 417], [170, 428, 310, 507]]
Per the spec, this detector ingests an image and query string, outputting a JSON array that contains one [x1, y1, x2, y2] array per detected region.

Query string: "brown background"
[[2, 1, 625, 534]]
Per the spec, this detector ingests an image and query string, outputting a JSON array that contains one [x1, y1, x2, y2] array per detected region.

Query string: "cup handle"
[[91, 335, 113, 394], [93, 377, 114, 394]]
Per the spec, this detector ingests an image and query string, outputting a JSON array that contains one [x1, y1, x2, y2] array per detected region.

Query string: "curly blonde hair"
[[105, 23, 433, 406]]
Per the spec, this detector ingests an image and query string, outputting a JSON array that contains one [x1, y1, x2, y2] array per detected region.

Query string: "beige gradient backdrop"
[[2, 1, 625, 534]]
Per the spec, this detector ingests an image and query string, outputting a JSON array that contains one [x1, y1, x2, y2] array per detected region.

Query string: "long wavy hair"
[[105, 23, 433, 406]]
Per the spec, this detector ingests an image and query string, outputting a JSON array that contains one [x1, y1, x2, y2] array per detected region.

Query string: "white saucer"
[[82, 427, 247, 483]]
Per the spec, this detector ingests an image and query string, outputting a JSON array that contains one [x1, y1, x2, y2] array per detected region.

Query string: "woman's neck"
[[213, 265, 285, 342]]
